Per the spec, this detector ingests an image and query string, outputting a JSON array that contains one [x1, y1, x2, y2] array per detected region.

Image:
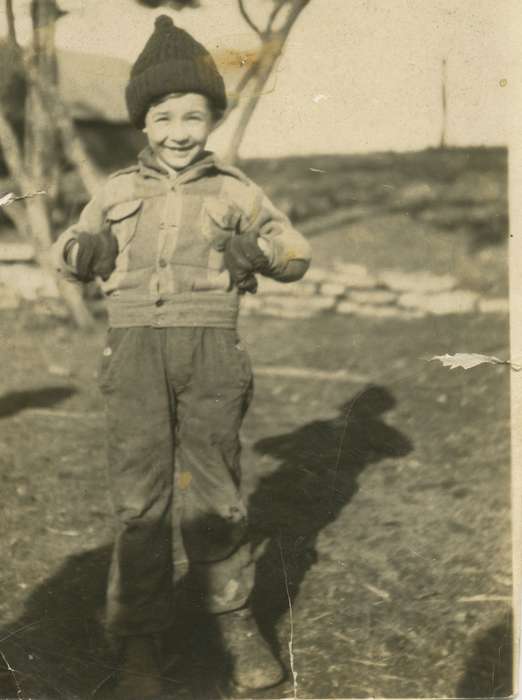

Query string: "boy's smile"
[[143, 93, 214, 171]]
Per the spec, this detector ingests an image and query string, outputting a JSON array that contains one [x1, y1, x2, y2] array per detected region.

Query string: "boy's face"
[[144, 93, 214, 171]]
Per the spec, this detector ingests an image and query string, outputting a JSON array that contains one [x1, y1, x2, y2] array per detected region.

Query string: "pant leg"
[[99, 327, 175, 636], [170, 328, 255, 614]]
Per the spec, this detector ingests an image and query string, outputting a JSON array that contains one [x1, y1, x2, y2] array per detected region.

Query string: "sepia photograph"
[[0, 1, 515, 698]]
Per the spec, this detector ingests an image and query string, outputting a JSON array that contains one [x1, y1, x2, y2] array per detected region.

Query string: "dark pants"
[[98, 327, 255, 636]]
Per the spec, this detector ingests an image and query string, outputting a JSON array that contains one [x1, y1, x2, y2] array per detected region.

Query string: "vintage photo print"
[[0, 1, 515, 698]]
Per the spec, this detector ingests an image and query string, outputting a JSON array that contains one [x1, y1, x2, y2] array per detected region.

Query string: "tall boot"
[[217, 607, 286, 691], [113, 634, 163, 700]]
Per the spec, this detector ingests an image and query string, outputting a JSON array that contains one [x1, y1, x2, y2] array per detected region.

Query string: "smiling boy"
[[52, 15, 311, 699], [146, 92, 214, 171]]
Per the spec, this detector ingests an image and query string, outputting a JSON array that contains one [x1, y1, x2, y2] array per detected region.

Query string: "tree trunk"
[[225, 45, 280, 163], [225, 0, 311, 163], [24, 194, 94, 329], [33, 78, 104, 196], [25, 0, 94, 327], [27, 0, 61, 201], [2, 199, 30, 240]]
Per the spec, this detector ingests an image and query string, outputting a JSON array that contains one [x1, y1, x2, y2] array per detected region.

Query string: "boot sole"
[[233, 671, 287, 693]]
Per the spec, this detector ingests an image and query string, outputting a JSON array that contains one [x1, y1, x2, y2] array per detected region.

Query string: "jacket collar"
[[138, 146, 224, 185]]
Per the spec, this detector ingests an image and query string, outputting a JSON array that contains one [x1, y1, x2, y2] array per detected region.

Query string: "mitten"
[[223, 230, 269, 294], [74, 231, 119, 283]]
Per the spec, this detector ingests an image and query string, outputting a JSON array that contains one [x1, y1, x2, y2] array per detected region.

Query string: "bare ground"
[[0, 304, 511, 699]]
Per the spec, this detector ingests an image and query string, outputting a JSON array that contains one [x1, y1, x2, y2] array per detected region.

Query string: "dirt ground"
[[0, 148, 512, 699]]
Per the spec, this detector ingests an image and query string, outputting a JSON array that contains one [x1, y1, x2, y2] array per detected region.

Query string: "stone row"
[[241, 289, 508, 320], [250, 264, 508, 319], [259, 263, 460, 295], [0, 261, 509, 320]]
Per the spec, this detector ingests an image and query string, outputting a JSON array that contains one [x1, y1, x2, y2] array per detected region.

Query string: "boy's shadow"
[[248, 385, 412, 651], [0, 545, 115, 700], [0, 546, 200, 699]]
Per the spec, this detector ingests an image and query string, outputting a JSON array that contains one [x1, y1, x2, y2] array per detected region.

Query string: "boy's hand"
[[223, 230, 270, 294], [74, 232, 119, 283]]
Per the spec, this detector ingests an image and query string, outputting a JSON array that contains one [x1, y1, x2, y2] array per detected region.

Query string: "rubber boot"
[[113, 634, 163, 700], [217, 607, 285, 691]]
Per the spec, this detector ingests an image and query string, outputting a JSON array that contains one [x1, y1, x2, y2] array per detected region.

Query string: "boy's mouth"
[[165, 145, 194, 154], [156, 142, 204, 170]]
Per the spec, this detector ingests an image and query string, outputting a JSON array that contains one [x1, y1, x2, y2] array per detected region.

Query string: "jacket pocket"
[[200, 197, 240, 252], [106, 199, 143, 254]]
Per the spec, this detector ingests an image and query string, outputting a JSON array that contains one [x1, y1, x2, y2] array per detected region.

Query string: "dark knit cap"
[[125, 15, 227, 128]]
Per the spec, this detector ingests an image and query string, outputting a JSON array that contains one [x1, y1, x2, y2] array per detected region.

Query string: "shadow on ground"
[[248, 385, 412, 663], [0, 546, 114, 699], [456, 612, 513, 698], [0, 386, 77, 419], [0, 384, 412, 699]]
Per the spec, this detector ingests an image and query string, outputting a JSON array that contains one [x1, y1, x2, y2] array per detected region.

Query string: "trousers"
[[98, 326, 255, 636]]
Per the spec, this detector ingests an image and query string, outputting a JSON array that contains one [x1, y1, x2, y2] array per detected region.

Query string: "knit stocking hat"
[[125, 15, 227, 128]]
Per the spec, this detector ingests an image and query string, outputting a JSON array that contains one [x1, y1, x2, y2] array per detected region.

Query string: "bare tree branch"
[[237, 0, 263, 37], [29, 73, 103, 195], [225, 49, 274, 162], [224, 60, 259, 115], [267, 0, 287, 34], [226, 0, 312, 163], [280, 0, 311, 33], [5, 0, 19, 47], [227, 0, 310, 117]]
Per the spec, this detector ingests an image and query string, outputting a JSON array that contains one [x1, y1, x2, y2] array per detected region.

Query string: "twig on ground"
[[46, 527, 81, 537], [363, 583, 391, 601]]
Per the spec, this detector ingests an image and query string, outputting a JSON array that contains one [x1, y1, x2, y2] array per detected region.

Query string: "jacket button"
[[159, 258, 167, 268], [155, 299, 164, 307]]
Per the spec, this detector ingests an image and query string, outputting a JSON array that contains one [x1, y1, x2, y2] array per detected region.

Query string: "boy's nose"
[[166, 125, 190, 144]]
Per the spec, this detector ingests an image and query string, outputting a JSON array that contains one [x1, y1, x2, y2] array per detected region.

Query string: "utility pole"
[[440, 57, 447, 149]]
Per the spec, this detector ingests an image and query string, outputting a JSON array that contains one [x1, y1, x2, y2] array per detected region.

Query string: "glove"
[[73, 232, 119, 283], [223, 230, 269, 294]]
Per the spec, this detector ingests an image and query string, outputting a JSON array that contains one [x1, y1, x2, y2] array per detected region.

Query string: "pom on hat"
[[155, 15, 174, 31], [125, 14, 227, 128]]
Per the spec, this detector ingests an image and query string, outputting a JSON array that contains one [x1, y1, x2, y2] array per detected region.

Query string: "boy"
[[52, 15, 311, 699]]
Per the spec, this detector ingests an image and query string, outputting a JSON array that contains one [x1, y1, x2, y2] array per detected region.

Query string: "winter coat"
[[52, 147, 311, 328]]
